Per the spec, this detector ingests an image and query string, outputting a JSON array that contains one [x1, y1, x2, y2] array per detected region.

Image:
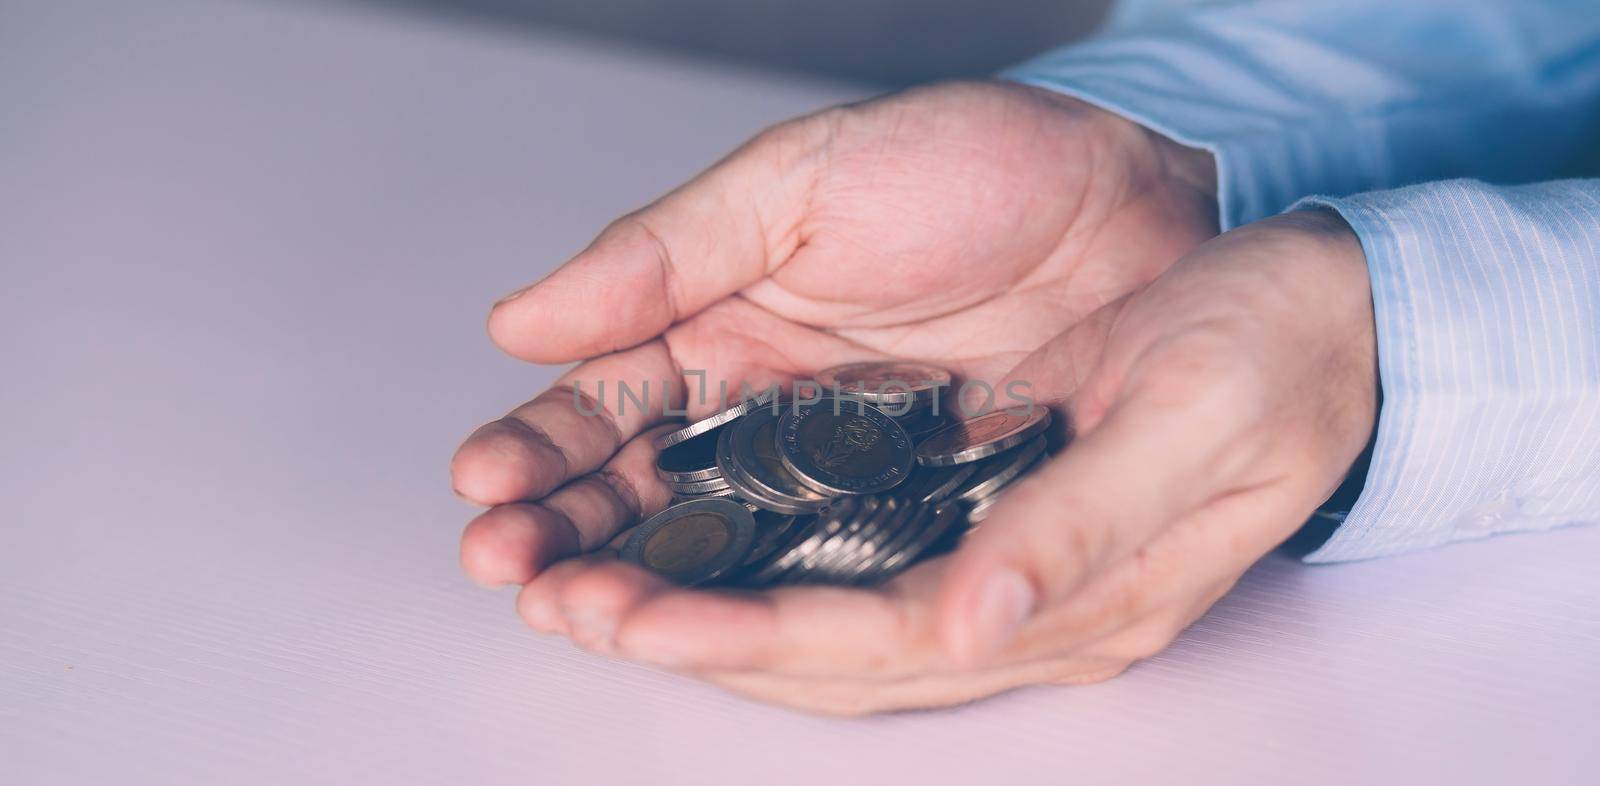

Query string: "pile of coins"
[[620, 362, 1053, 587]]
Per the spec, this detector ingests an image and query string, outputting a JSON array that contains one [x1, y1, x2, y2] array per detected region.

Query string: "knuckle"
[[503, 413, 576, 472], [1043, 515, 1111, 586], [590, 469, 645, 522]]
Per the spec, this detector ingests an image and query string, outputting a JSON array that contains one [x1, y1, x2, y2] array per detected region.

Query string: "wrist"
[[1266, 208, 1380, 482], [1007, 82, 1218, 204]]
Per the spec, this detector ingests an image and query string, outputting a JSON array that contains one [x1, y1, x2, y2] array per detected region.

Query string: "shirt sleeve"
[[1002, 0, 1600, 230], [1291, 179, 1600, 561]]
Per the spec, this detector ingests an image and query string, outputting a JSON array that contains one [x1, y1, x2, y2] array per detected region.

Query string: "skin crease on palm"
[[449, 81, 1380, 715]]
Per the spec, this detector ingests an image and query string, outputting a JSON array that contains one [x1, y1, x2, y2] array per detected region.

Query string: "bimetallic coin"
[[953, 435, 1047, 503], [915, 407, 1052, 467], [718, 454, 815, 515], [654, 393, 785, 450], [721, 410, 830, 512], [814, 361, 952, 408], [655, 424, 725, 483], [777, 398, 914, 496], [621, 498, 756, 586], [669, 475, 731, 495]]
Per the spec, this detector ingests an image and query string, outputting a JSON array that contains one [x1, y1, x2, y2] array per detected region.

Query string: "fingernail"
[[566, 610, 618, 651], [452, 486, 485, 509], [615, 628, 689, 668], [493, 285, 532, 307], [968, 568, 1035, 660]]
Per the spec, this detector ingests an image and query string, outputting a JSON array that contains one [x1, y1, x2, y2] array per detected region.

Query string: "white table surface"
[[3, 1, 1597, 784]]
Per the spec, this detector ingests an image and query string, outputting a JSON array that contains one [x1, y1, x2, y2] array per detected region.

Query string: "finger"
[[555, 559, 672, 654], [515, 556, 608, 636], [991, 484, 1293, 666], [538, 424, 678, 549], [657, 296, 878, 418], [936, 366, 1248, 665], [458, 426, 678, 587], [704, 655, 1129, 716], [459, 503, 580, 589], [488, 115, 834, 364], [451, 340, 682, 506], [606, 558, 951, 679]]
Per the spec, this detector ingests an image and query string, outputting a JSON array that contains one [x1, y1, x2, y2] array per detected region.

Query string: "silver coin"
[[826, 496, 920, 582], [814, 361, 952, 408], [965, 450, 1047, 523], [905, 462, 978, 505], [720, 429, 832, 512], [824, 496, 906, 578], [720, 410, 831, 512], [777, 397, 914, 496], [741, 510, 800, 568], [654, 423, 726, 483], [870, 501, 965, 582], [953, 435, 1047, 503], [621, 498, 756, 586], [804, 495, 901, 582], [654, 393, 785, 450], [788, 496, 883, 582], [915, 407, 1051, 467], [671, 486, 738, 504], [731, 510, 821, 585], [742, 501, 854, 586], [670, 475, 731, 495], [967, 493, 1003, 523], [850, 501, 937, 584]]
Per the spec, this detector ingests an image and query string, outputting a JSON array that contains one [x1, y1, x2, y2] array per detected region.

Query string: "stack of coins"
[[623, 362, 1052, 587]]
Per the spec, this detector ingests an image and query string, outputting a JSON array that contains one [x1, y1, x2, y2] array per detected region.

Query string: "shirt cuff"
[[1293, 180, 1600, 562]]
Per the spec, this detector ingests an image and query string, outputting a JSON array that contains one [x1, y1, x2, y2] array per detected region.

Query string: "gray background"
[[334, 0, 1114, 84]]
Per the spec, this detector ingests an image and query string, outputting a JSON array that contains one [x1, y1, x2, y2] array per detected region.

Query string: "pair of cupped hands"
[[450, 82, 1378, 714]]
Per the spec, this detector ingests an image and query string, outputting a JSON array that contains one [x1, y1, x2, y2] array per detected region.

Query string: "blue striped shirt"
[[1004, 1, 1600, 560]]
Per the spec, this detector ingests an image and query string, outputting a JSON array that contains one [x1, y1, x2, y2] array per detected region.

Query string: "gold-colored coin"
[[622, 498, 755, 586]]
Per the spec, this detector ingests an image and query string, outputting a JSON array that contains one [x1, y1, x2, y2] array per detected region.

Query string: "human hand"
[[474, 205, 1377, 714], [449, 81, 1230, 709]]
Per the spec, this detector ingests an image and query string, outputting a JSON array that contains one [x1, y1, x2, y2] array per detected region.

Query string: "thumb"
[[488, 114, 833, 364], [935, 377, 1241, 665]]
